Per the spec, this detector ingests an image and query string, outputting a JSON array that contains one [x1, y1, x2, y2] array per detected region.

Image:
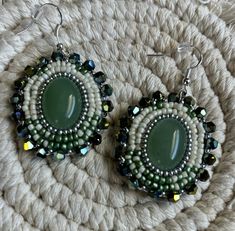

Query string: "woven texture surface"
[[0, 0, 235, 230]]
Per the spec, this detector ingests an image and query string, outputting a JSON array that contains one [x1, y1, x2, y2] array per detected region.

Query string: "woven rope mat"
[[0, 0, 235, 230]]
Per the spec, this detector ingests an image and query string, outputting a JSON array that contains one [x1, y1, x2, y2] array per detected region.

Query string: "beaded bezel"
[[115, 92, 219, 201], [11, 45, 113, 160]]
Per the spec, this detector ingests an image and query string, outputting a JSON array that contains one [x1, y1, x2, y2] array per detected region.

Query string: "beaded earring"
[[11, 3, 113, 160], [115, 44, 219, 202]]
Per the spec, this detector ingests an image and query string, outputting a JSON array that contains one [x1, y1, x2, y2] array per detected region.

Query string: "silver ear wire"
[[16, 3, 63, 44], [147, 43, 203, 100]]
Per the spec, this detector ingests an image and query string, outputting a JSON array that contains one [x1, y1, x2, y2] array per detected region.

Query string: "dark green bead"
[[102, 100, 114, 112], [73, 134, 79, 140], [51, 51, 64, 61], [54, 143, 60, 150], [156, 101, 163, 109], [82, 60, 95, 71], [48, 142, 54, 149], [69, 53, 80, 64], [203, 122, 216, 133], [93, 72, 107, 84], [152, 91, 164, 101], [128, 105, 140, 116], [73, 141, 79, 147], [63, 136, 68, 143], [183, 96, 196, 107], [55, 135, 62, 142], [98, 118, 110, 129], [206, 137, 218, 150], [68, 134, 74, 141], [67, 142, 73, 150], [24, 66, 36, 77], [49, 134, 55, 141], [203, 153, 216, 165], [132, 169, 139, 175], [197, 169, 210, 182], [139, 97, 151, 107], [184, 183, 198, 195], [61, 144, 67, 151], [126, 159, 132, 165], [168, 93, 179, 103], [187, 109, 196, 118], [100, 84, 113, 97], [147, 173, 154, 179], [39, 129, 46, 135], [194, 107, 207, 119]]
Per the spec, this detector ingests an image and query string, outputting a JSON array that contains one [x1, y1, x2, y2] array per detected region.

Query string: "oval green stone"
[[42, 77, 83, 129], [147, 118, 188, 170]]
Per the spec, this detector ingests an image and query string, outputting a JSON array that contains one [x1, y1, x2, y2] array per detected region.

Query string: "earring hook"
[[16, 3, 63, 44], [147, 43, 203, 100]]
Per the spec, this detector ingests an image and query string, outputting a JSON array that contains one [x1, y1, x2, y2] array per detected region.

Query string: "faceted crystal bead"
[[197, 169, 210, 182], [203, 153, 216, 165], [100, 84, 113, 97], [37, 148, 47, 158], [93, 72, 107, 84], [51, 51, 64, 61], [98, 118, 110, 129], [168, 93, 178, 102], [139, 97, 151, 107], [11, 93, 23, 104], [152, 91, 164, 101], [89, 132, 102, 145], [102, 100, 114, 112], [128, 105, 140, 116], [38, 57, 49, 69], [17, 125, 28, 138], [69, 53, 81, 64], [14, 78, 27, 90], [183, 96, 196, 107], [184, 183, 198, 195], [23, 141, 34, 151], [12, 110, 24, 122], [167, 191, 181, 202], [79, 145, 90, 156], [206, 137, 218, 150], [194, 107, 207, 119], [82, 60, 95, 71], [203, 122, 216, 133], [53, 152, 65, 160], [24, 66, 36, 77], [120, 117, 131, 128]]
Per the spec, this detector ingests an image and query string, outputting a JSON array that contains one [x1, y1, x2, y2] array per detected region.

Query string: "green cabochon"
[[42, 77, 83, 129], [147, 118, 188, 170]]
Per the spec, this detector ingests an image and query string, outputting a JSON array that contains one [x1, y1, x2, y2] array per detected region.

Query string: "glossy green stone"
[[147, 118, 188, 170], [42, 77, 83, 129]]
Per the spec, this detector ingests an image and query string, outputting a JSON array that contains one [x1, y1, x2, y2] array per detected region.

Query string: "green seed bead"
[[132, 169, 138, 175], [67, 142, 73, 150], [48, 142, 54, 149], [54, 143, 60, 150], [154, 175, 160, 182], [126, 159, 133, 165], [144, 169, 150, 175], [63, 136, 68, 143], [61, 144, 67, 151], [68, 134, 74, 141], [30, 130, 37, 135], [73, 140, 79, 147], [146, 180, 152, 186], [152, 183, 158, 189], [160, 177, 166, 184], [159, 185, 164, 191], [170, 184, 175, 190], [164, 185, 169, 191], [147, 173, 154, 179], [55, 135, 62, 142], [49, 135, 55, 141]]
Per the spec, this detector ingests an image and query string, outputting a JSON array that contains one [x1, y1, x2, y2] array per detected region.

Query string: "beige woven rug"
[[0, 0, 235, 230]]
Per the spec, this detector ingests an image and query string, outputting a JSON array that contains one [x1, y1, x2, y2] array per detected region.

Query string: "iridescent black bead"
[[197, 169, 210, 182], [10, 93, 23, 105], [168, 93, 179, 103], [24, 66, 36, 77], [69, 53, 81, 64], [89, 132, 102, 145], [128, 105, 140, 116], [203, 122, 216, 133], [205, 137, 218, 150], [51, 51, 64, 61], [38, 57, 49, 69], [17, 125, 28, 138], [118, 163, 130, 176], [152, 91, 164, 101], [82, 60, 95, 71], [120, 117, 132, 128], [194, 107, 207, 119], [203, 153, 216, 165], [184, 183, 198, 195], [14, 78, 27, 90], [93, 72, 107, 84], [100, 84, 113, 97], [36, 148, 47, 158], [139, 97, 151, 107], [102, 100, 114, 112], [115, 145, 125, 159], [12, 110, 24, 122], [98, 118, 110, 129], [183, 96, 196, 107], [117, 131, 128, 143]]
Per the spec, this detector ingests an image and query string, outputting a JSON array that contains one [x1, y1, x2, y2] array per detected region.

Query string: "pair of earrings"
[[11, 3, 218, 202]]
